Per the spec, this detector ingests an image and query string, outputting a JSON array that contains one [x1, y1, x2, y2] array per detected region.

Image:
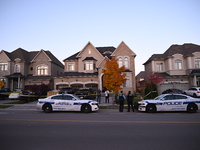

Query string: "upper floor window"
[[68, 63, 75, 71], [118, 57, 123, 68], [195, 58, 200, 68], [84, 62, 95, 71], [174, 59, 182, 70], [156, 63, 163, 72], [0, 62, 8, 71], [124, 57, 129, 68], [118, 56, 130, 68], [15, 64, 20, 72], [37, 65, 48, 75]]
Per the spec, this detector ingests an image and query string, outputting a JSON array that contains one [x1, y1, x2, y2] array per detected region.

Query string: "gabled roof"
[[6, 48, 30, 62], [96, 47, 116, 57], [111, 41, 136, 57], [143, 43, 200, 65], [63, 51, 80, 61], [64, 46, 115, 61], [63, 41, 116, 61], [2, 48, 64, 68]]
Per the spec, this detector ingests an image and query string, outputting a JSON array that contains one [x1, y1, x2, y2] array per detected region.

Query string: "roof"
[[3, 48, 64, 68], [190, 69, 200, 75], [144, 43, 200, 64], [64, 46, 116, 61], [82, 57, 97, 61], [136, 71, 145, 78], [96, 47, 116, 57]]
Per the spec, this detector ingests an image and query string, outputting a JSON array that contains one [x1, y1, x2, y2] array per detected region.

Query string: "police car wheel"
[[187, 103, 197, 113], [43, 104, 52, 113], [81, 104, 91, 113], [146, 104, 156, 113]]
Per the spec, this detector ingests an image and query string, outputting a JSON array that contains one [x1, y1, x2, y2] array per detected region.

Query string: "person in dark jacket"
[[117, 91, 126, 112], [127, 91, 134, 112]]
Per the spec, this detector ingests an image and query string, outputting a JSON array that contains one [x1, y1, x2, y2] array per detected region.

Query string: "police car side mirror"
[[160, 98, 165, 101]]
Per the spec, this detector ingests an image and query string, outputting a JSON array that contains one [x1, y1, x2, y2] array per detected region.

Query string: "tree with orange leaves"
[[102, 57, 126, 93]]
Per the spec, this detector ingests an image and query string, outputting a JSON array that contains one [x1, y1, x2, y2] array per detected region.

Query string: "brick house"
[[143, 43, 200, 94], [0, 48, 64, 91], [54, 41, 136, 94]]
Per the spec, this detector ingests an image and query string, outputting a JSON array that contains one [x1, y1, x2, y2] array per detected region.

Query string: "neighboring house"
[[0, 48, 64, 91], [136, 71, 145, 94], [143, 43, 200, 94], [54, 41, 136, 94]]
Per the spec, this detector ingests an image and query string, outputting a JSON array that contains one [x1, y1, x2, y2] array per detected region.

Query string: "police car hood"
[[139, 99, 159, 103], [79, 99, 98, 103]]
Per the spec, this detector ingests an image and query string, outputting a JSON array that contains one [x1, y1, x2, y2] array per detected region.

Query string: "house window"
[[195, 58, 200, 68], [37, 65, 48, 75], [68, 63, 75, 71], [85, 62, 94, 70], [156, 63, 163, 72], [15, 64, 20, 72], [0, 63, 8, 71], [124, 57, 129, 68], [118, 57, 123, 68], [123, 76, 130, 87], [175, 59, 182, 70]]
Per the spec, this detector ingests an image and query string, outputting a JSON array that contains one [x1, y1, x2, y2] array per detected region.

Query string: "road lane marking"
[[0, 118, 200, 124]]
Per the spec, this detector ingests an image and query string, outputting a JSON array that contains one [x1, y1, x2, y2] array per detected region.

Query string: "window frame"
[[0, 62, 8, 71], [67, 63, 75, 71], [174, 59, 182, 70], [195, 58, 200, 68], [156, 63, 164, 72], [37, 64, 48, 75]]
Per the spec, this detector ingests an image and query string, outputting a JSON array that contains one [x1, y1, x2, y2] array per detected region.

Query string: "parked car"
[[37, 94, 99, 113], [138, 94, 200, 113], [9, 89, 22, 99], [0, 88, 10, 100], [59, 87, 75, 94], [75, 88, 95, 100], [162, 89, 183, 94], [184, 87, 200, 97]]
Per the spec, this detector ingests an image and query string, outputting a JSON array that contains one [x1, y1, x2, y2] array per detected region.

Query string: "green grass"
[[0, 105, 14, 109]]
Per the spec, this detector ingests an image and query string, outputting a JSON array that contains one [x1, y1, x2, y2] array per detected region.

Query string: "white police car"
[[138, 94, 200, 113], [37, 94, 99, 113]]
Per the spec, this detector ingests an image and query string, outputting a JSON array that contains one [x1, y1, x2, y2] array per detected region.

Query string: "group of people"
[[96, 89, 135, 112]]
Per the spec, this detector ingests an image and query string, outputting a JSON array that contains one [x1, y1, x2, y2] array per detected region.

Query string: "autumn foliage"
[[102, 58, 126, 93]]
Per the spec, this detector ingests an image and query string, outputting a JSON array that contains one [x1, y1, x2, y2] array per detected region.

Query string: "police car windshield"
[[154, 95, 165, 100], [73, 95, 81, 100]]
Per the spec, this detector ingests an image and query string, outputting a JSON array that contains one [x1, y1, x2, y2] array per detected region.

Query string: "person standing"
[[117, 91, 126, 112], [127, 91, 134, 112], [96, 89, 101, 103], [105, 90, 110, 103]]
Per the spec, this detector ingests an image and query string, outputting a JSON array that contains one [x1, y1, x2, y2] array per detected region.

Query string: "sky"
[[0, 0, 200, 75]]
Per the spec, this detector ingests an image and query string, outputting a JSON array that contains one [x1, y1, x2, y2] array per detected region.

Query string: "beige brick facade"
[[55, 41, 136, 94]]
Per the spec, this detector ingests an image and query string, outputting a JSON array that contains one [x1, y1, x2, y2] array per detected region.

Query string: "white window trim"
[[67, 62, 75, 71], [36, 64, 48, 76]]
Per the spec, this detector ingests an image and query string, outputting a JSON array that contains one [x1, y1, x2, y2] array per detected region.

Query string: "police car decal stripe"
[[39, 101, 55, 104]]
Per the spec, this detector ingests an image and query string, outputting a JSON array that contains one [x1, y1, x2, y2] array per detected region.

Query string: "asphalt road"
[[0, 109, 200, 150]]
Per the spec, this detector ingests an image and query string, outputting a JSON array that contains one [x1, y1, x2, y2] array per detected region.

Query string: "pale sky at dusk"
[[0, 0, 199, 74]]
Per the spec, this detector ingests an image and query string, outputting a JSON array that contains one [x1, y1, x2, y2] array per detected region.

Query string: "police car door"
[[63, 95, 76, 111], [161, 95, 183, 111], [160, 95, 175, 111]]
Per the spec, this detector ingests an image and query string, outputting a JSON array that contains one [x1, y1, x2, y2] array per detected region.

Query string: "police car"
[[37, 94, 99, 113], [138, 94, 200, 113]]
